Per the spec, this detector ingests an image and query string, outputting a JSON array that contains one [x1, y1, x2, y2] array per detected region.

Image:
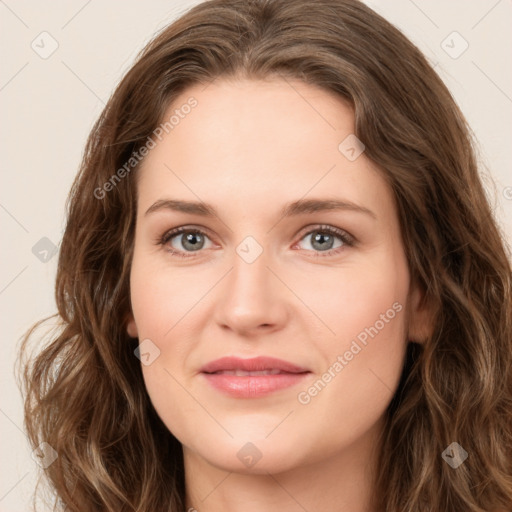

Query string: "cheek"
[[129, 254, 218, 442], [129, 251, 212, 340], [291, 248, 408, 349], [292, 252, 409, 446]]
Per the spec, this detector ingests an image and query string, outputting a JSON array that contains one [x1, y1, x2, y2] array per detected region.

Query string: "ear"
[[125, 312, 139, 339], [407, 279, 436, 344]]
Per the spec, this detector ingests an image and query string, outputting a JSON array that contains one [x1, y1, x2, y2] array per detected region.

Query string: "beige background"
[[1, 1, 511, 510]]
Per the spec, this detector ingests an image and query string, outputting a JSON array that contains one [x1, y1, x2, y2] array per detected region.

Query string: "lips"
[[201, 356, 309, 374], [200, 356, 310, 398], [211, 369, 283, 376]]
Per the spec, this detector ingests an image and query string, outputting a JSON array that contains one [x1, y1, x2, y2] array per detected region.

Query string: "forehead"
[[136, 77, 394, 224]]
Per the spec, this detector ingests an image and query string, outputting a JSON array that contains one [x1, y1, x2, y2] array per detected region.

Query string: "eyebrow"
[[145, 198, 376, 220]]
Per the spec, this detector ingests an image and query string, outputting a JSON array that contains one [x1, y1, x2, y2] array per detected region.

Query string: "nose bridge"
[[214, 234, 286, 332], [229, 236, 274, 304]]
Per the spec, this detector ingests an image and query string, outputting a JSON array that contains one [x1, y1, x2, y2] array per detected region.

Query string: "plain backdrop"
[[1, 1, 511, 510]]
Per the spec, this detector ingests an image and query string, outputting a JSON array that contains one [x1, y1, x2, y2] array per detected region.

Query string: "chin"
[[203, 441, 305, 475]]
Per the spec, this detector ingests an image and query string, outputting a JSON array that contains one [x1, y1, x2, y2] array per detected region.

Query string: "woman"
[[18, 0, 512, 510]]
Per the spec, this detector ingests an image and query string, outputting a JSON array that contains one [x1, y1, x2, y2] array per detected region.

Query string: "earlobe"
[[407, 281, 436, 344], [126, 313, 139, 338]]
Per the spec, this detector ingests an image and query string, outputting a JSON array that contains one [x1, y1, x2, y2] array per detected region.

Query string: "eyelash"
[[157, 224, 355, 259]]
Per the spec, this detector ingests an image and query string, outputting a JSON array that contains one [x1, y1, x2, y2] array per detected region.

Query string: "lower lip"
[[201, 372, 310, 398]]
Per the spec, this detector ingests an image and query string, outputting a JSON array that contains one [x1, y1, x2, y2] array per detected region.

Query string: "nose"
[[213, 245, 289, 337]]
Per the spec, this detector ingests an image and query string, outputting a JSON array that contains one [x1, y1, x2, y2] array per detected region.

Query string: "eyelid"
[[159, 224, 216, 244], [294, 224, 355, 245], [155, 224, 215, 254]]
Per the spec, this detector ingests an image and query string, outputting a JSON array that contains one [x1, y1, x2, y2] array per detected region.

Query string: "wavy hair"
[[17, 0, 512, 510]]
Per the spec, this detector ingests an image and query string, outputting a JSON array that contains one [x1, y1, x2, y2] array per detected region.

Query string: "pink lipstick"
[[200, 356, 311, 398]]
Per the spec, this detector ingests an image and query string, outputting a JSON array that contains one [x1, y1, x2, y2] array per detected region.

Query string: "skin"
[[126, 77, 431, 511]]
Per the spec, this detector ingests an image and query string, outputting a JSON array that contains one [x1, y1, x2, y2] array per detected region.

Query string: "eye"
[[294, 225, 355, 257], [158, 226, 214, 258], [158, 224, 355, 259]]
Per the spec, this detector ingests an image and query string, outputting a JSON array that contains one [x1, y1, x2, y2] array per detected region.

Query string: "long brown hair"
[[17, 0, 512, 510]]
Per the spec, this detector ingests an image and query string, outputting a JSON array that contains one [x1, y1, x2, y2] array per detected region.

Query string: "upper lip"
[[201, 356, 310, 374]]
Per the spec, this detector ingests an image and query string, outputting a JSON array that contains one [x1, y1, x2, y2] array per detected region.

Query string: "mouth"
[[200, 356, 311, 398], [207, 369, 291, 376]]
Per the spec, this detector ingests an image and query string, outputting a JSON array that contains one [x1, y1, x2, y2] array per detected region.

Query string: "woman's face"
[[127, 77, 427, 474]]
